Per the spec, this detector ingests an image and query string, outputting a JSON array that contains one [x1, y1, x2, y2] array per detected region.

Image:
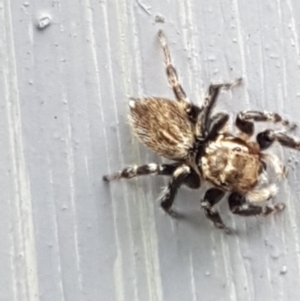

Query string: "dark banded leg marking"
[[103, 163, 180, 181]]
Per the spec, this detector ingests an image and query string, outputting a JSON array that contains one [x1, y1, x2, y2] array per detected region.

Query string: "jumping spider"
[[103, 30, 300, 232]]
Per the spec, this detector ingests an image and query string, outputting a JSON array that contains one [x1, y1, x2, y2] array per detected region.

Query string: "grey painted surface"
[[1, 0, 300, 300]]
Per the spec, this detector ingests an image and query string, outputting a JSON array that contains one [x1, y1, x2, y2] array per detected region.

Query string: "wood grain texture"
[[1, 0, 300, 300]]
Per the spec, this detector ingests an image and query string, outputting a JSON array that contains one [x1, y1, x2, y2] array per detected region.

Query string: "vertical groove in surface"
[[101, 1, 139, 301], [2, 0, 39, 300]]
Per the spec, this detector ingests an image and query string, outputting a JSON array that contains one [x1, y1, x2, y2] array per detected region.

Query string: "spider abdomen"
[[129, 98, 195, 160]]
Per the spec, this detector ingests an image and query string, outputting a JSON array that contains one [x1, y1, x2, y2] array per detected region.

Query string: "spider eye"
[[233, 147, 241, 152]]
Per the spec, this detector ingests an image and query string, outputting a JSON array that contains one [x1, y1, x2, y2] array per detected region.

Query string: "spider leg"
[[103, 162, 201, 189], [207, 112, 230, 140], [158, 30, 188, 104], [236, 110, 296, 138], [182, 168, 201, 189], [160, 165, 200, 216], [196, 113, 230, 161], [197, 78, 242, 138], [228, 192, 285, 216], [201, 188, 230, 232], [103, 163, 180, 181], [257, 129, 300, 151]]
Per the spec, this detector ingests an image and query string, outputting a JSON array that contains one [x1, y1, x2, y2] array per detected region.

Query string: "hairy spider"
[[103, 30, 300, 232]]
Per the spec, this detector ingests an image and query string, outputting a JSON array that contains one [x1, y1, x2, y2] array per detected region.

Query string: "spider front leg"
[[257, 129, 300, 151], [201, 188, 230, 232], [197, 78, 242, 138], [207, 112, 230, 140], [236, 110, 296, 138], [256, 130, 300, 182], [160, 165, 200, 217], [228, 192, 285, 216], [103, 162, 181, 181], [196, 113, 230, 161]]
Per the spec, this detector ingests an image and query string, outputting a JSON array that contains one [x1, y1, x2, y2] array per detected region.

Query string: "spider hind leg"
[[228, 192, 285, 216], [158, 30, 188, 104]]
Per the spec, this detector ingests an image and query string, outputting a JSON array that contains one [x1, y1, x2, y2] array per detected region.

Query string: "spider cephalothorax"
[[103, 30, 300, 232], [201, 134, 264, 193]]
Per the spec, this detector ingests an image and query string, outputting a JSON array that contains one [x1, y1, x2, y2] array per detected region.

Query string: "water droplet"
[[208, 56, 216, 62], [205, 271, 210, 276], [37, 15, 51, 29], [23, 2, 30, 7], [280, 265, 287, 275], [155, 14, 165, 23], [271, 254, 280, 260]]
